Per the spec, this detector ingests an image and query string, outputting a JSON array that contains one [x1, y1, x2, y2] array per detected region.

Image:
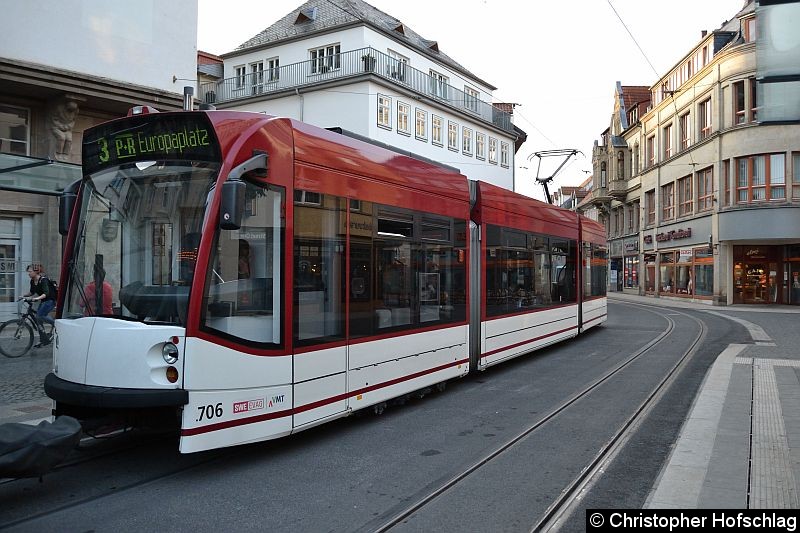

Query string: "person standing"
[[23, 264, 56, 347], [82, 265, 113, 316]]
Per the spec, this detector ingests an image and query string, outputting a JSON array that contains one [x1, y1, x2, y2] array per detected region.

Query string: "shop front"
[[733, 245, 800, 305], [609, 239, 623, 292], [622, 237, 639, 292], [644, 217, 713, 301]]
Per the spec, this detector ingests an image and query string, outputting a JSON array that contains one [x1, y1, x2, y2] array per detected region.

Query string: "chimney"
[[701, 30, 708, 38]]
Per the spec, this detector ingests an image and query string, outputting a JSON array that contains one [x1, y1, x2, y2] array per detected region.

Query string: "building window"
[[267, 57, 280, 82], [699, 98, 712, 139], [751, 79, 758, 122], [646, 189, 655, 224], [734, 81, 747, 125], [0, 104, 29, 155], [646, 134, 655, 167], [744, 16, 757, 43], [415, 108, 427, 140], [310, 44, 341, 73], [617, 151, 625, 179], [600, 162, 607, 187], [627, 204, 634, 232], [250, 62, 265, 94], [476, 132, 486, 160], [663, 124, 673, 159], [464, 86, 479, 113], [723, 160, 730, 206], [397, 102, 410, 135], [430, 69, 449, 100], [377, 94, 391, 129], [633, 143, 639, 174], [794, 153, 800, 199], [697, 167, 713, 211], [432, 115, 443, 146], [447, 121, 458, 151], [500, 142, 509, 168], [462, 126, 473, 155], [736, 154, 786, 203], [677, 175, 693, 216], [234, 65, 246, 89], [679, 112, 691, 150], [488, 137, 498, 165], [661, 182, 674, 220], [388, 50, 408, 82]]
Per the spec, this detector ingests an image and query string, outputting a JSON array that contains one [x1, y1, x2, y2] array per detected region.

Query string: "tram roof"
[[288, 116, 471, 203], [472, 181, 580, 239]]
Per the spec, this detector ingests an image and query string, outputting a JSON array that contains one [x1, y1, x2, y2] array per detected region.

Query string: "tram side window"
[[551, 238, 577, 304], [486, 225, 571, 316], [202, 183, 285, 346], [589, 244, 608, 297], [349, 203, 466, 338], [293, 192, 346, 346]]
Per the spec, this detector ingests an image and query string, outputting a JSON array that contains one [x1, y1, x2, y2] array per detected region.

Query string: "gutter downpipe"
[[296, 88, 304, 122]]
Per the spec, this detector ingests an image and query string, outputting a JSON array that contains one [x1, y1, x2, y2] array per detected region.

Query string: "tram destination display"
[[83, 113, 221, 174]]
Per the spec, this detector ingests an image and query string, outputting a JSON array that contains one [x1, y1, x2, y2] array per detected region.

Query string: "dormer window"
[[393, 23, 406, 35], [295, 7, 317, 24], [743, 16, 756, 42]]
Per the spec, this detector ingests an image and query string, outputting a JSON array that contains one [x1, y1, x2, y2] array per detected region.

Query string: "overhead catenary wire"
[[605, 0, 698, 172]]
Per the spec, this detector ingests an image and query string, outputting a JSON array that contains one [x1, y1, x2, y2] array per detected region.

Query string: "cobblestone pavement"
[[0, 344, 52, 405]]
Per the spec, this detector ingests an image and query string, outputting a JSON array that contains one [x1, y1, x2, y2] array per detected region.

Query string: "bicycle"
[[0, 299, 55, 358]]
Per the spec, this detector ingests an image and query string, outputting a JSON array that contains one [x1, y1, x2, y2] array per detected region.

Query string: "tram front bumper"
[[44, 373, 188, 409]]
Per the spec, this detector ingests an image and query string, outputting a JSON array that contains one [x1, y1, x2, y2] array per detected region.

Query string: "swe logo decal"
[[233, 398, 265, 414]]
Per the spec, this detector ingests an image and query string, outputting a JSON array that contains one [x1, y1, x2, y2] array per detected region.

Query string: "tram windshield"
[[63, 161, 219, 325]]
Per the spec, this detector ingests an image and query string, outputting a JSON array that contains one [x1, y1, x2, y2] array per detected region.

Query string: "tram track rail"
[[2, 304, 709, 532], [372, 303, 707, 533]]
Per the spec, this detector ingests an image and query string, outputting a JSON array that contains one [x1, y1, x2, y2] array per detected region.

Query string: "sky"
[[198, 0, 745, 200]]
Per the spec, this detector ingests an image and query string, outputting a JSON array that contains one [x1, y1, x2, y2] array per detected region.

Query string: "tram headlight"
[[162, 343, 179, 365]]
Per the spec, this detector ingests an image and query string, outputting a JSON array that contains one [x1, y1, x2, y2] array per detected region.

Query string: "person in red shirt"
[[82, 265, 113, 315]]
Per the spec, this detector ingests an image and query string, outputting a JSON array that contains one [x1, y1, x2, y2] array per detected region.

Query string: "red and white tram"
[[45, 110, 607, 453]]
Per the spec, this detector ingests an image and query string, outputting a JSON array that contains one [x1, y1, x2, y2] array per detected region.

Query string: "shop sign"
[[644, 235, 653, 244], [679, 249, 693, 260], [745, 248, 766, 259], [656, 227, 692, 242], [624, 240, 639, 253]]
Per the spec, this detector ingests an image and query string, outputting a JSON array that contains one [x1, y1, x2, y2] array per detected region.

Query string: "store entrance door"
[[734, 261, 781, 304], [790, 263, 800, 305], [0, 240, 20, 319]]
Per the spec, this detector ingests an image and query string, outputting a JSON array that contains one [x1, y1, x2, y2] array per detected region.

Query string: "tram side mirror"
[[58, 179, 82, 236], [59, 192, 76, 236], [219, 152, 268, 231], [220, 180, 245, 230]]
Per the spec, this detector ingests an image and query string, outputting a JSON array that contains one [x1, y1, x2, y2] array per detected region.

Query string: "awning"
[[0, 153, 82, 196]]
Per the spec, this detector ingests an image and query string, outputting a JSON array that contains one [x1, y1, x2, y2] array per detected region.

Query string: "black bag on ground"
[[0, 416, 81, 478]]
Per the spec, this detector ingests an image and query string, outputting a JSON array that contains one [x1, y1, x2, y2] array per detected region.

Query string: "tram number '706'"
[[197, 403, 224, 422]]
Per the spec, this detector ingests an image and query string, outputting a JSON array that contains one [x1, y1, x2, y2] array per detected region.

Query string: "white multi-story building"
[[201, 0, 523, 190], [0, 1, 196, 318]]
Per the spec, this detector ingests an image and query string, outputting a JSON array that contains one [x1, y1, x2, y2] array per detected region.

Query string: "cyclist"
[[23, 264, 55, 347]]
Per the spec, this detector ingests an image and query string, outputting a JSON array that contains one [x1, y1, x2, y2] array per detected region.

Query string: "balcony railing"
[[199, 47, 514, 134]]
